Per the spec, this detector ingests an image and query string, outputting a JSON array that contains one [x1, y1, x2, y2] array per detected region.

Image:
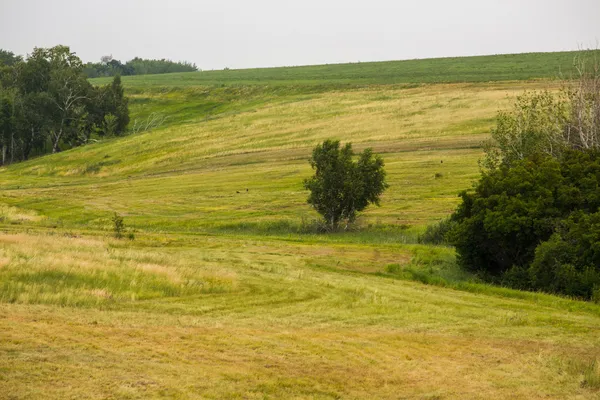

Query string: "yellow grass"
[[1, 81, 599, 399]]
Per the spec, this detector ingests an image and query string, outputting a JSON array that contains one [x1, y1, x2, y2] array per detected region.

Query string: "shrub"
[[449, 149, 600, 299], [449, 155, 567, 276], [529, 212, 600, 299], [418, 218, 455, 245], [111, 212, 125, 239]]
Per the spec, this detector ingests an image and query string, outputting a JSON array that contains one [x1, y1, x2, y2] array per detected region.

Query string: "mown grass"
[[0, 82, 556, 233], [1, 232, 600, 399], [1, 55, 600, 398]]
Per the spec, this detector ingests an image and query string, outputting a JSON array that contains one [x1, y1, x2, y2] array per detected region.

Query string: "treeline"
[[444, 54, 600, 301], [83, 56, 198, 78], [0, 46, 129, 164]]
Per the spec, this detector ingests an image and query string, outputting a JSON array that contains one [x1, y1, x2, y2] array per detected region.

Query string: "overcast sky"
[[1, 0, 599, 70]]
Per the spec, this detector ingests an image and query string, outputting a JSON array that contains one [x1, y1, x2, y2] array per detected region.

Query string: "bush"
[[456, 53, 600, 300], [418, 218, 455, 245], [449, 155, 566, 276], [449, 149, 600, 299], [528, 212, 600, 299], [112, 213, 125, 239], [304, 140, 388, 231]]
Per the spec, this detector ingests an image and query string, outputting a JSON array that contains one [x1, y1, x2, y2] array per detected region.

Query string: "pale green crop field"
[[1, 64, 599, 399]]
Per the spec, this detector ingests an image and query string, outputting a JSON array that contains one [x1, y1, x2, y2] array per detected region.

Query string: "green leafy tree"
[[0, 89, 14, 164], [100, 75, 129, 135], [45, 46, 93, 153], [482, 54, 600, 170], [13, 91, 54, 160], [0, 49, 22, 66], [83, 56, 196, 78], [450, 155, 564, 277], [304, 140, 388, 231], [0, 45, 131, 163], [482, 91, 569, 169]]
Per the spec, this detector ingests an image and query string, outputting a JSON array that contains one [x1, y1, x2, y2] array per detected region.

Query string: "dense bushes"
[[450, 149, 600, 299], [450, 53, 600, 301], [528, 212, 600, 300], [418, 218, 455, 245]]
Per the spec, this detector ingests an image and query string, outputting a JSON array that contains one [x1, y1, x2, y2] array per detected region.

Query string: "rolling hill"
[[1, 52, 600, 399]]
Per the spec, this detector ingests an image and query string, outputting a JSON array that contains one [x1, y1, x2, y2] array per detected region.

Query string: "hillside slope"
[[1, 54, 600, 399], [0, 81, 554, 232], [91, 50, 597, 88]]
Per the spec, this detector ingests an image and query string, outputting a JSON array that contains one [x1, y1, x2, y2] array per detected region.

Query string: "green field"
[[1, 53, 600, 399], [91, 50, 597, 88]]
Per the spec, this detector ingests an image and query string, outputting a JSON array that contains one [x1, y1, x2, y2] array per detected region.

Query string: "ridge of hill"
[[91, 50, 599, 89]]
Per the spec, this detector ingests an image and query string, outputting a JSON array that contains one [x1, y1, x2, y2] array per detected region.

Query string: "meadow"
[[1, 53, 600, 399], [91, 50, 596, 87]]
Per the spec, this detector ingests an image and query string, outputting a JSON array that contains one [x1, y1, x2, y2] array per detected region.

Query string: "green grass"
[[91, 50, 599, 89], [1, 53, 600, 398]]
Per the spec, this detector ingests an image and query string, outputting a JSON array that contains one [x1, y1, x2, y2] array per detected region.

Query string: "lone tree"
[[304, 140, 388, 231]]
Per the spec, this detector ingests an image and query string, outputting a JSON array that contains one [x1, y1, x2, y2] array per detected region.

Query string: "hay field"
[[1, 61, 599, 399]]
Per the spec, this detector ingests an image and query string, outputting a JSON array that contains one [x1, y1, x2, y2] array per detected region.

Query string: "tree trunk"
[[52, 120, 65, 153]]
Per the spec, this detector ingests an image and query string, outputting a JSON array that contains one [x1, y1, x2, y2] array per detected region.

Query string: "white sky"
[[1, 0, 599, 70]]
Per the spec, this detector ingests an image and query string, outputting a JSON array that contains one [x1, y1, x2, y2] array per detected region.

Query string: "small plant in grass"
[[582, 359, 600, 389], [111, 212, 125, 239]]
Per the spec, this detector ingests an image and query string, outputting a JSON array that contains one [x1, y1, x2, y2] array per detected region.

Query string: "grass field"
[[1, 53, 600, 399], [91, 50, 598, 88]]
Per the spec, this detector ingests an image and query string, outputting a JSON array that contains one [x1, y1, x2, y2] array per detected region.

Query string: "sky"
[[1, 0, 599, 70]]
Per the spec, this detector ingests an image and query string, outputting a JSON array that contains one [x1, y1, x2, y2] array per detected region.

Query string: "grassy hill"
[[1, 52, 600, 399], [91, 50, 597, 88]]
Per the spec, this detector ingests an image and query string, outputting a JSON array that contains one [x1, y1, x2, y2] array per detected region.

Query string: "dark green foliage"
[[0, 49, 22, 66], [96, 75, 129, 136], [529, 213, 600, 299], [0, 45, 130, 164], [418, 218, 456, 245], [450, 149, 600, 299], [450, 156, 564, 276], [83, 57, 197, 78], [304, 140, 388, 231]]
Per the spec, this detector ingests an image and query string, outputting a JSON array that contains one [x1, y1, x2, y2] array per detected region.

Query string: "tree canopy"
[[0, 45, 129, 164], [83, 56, 198, 78], [304, 140, 388, 231]]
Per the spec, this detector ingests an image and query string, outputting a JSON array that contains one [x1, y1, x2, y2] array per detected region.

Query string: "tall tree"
[[0, 45, 130, 163], [44, 46, 93, 152]]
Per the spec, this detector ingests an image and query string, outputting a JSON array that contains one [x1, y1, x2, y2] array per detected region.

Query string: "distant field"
[[2, 53, 600, 399], [91, 50, 598, 88]]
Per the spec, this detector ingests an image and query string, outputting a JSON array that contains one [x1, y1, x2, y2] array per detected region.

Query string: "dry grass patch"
[[0, 233, 237, 306]]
